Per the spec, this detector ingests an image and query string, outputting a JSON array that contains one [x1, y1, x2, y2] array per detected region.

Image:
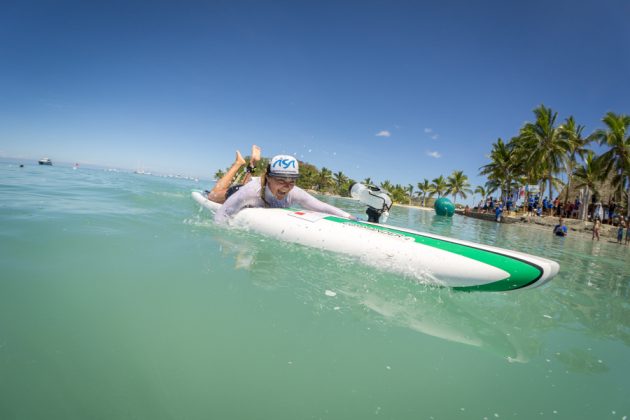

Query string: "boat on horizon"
[[38, 158, 52, 165]]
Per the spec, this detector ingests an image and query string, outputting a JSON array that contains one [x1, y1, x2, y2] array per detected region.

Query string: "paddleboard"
[[192, 191, 559, 292]]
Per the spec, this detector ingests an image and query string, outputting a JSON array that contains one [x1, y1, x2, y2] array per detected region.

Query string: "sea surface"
[[1, 160, 628, 420]]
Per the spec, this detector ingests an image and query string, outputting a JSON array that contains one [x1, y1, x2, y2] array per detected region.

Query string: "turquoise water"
[[1, 161, 628, 420]]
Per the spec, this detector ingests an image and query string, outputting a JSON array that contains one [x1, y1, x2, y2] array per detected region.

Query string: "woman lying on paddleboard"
[[214, 154, 354, 224]]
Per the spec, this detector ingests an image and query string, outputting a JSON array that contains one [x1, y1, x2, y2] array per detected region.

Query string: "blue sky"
[[1, 0, 629, 199]]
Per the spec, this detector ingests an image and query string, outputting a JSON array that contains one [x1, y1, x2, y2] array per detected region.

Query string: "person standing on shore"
[[617, 217, 625, 244], [592, 218, 601, 241], [625, 219, 630, 245], [495, 201, 503, 222]]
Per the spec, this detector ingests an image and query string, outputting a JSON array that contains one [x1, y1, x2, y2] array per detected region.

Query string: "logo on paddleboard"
[[347, 222, 415, 241]]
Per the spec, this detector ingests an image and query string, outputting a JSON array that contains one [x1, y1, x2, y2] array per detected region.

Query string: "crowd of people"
[[476, 194, 627, 225], [476, 194, 583, 219]]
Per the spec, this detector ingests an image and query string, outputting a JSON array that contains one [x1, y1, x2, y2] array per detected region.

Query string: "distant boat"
[[38, 158, 53, 165]]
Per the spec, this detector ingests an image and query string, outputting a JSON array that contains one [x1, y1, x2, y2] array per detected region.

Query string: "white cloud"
[[427, 151, 442, 158], [431, 134, 439, 140], [375, 130, 391, 137], [424, 128, 432, 133]]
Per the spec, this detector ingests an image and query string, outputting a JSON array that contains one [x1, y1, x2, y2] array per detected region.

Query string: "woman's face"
[[267, 176, 296, 200]]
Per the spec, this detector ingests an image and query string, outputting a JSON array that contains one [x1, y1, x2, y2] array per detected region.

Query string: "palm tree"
[[479, 138, 517, 201], [592, 112, 630, 215], [416, 178, 431, 207], [363, 177, 373, 186], [316, 167, 333, 192], [484, 180, 499, 198], [561, 116, 591, 205], [573, 151, 603, 220], [473, 185, 487, 209], [390, 184, 408, 203], [447, 170, 472, 204], [380, 180, 393, 193], [517, 105, 570, 200], [333, 171, 349, 195], [406, 184, 414, 204], [430, 175, 448, 199]]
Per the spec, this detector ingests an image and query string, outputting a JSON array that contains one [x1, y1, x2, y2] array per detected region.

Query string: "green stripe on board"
[[324, 217, 543, 291]]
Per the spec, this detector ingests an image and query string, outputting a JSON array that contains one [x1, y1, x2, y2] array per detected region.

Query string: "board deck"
[[192, 191, 559, 291]]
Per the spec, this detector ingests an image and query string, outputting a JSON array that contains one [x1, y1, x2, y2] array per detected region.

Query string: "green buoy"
[[434, 197, 455, 217]]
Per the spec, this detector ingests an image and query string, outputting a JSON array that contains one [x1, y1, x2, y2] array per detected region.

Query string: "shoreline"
[[459, 209, 626, 242]]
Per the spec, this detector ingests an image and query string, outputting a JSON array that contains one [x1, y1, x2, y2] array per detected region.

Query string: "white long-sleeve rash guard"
[[214, 177, 352, 224]]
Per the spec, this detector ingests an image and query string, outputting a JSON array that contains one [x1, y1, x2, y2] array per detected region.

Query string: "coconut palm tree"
[[405, 184, 414, 204], [430, 175, 448, 198], [560, 116, 591, 205], [316, 167, 334, 192], [333, 171, 349, 195], [517, 105, 570, 200], [484, 180, 499, 198], [390, 184, 408, 203], [363, 177, 373, 186], [573, 151, 603, 220], [479, 138, 518, 201], [473, 185, 487, 209], [592, 112, 630, 215], [447, 170, 472, 204], [380, 180, 393, 193], [417, 178, 431, 207]]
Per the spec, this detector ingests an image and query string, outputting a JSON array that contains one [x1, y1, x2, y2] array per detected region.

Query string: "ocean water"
[[1, 161, 628, 420]]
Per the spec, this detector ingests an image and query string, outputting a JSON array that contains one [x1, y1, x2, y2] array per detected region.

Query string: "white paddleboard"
[[192, 191, 559, 292]]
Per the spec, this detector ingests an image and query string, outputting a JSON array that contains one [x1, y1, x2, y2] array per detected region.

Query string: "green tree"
[[333, 171, 349, 196], [416, 178, 431, 207], [447, 170, 472, 204], [473, 185, 487, 208], [561, 116, 591, 205], [573, 151, 603, 220], [297, 162, 319, 190], [430, 175, 448, 198], [390, 184, 408, 203], [405, 184, 414, 204], [380, 180, 393, 193], [316, 167, 334, 192], [517, 104, 570, 200], [593, 112, 630, 215], [479, 138, 518, 201]]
